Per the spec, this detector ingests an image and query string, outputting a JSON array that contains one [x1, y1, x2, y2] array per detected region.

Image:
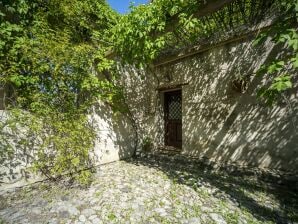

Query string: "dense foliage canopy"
[[0, 0, 297, 184], [0, 0, 119, 183]]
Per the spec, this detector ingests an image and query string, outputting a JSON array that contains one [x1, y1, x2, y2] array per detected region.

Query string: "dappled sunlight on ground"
[[0, 154, 297, 224]]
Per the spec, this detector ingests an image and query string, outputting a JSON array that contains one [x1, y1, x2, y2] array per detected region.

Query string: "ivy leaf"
[[9, 75, 23, 87], [253, 33, 267, 46], [269, 75, 292, 92], [267, 61, 285, 74], [256, 65, 267, 76], [71, 157, 80, 166], [291, 54, 298, 68]]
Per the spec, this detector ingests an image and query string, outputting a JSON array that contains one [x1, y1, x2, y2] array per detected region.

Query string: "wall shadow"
[[126, 155, 298, 223], [0, 110, 37, 185], [0, 100, 136, 187], [117, 65, 165, 151], [143, 35, 298, 172]]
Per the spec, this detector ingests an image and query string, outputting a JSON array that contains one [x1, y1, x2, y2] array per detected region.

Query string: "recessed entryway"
[[164, 89, 182, 149]]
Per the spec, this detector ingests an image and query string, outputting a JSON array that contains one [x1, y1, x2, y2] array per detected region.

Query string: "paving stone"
[[0, 157, 297, 224], [79, 214, 87, 222], [81, 208, 95, 216], [154, 207, 168, 217], [58, 210, 70, 219], [89, 215, 98, 220], [33, 199, 48, 207], [185, 217, 201, 224], [92, 217, 101, 224], [61, 195, 70, 201], [209, 213, 227, 224], [31, 207, 42, 215], [47, 218, 59, 224], [68, 206, 80, 216]]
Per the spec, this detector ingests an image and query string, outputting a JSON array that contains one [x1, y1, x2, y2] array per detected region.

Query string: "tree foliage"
[[112, 0, 297, 105], [0, 0, 297, 184], [254, 0, 298, 105], [110, 0, 207, 66], [0, 0, 119, 184]]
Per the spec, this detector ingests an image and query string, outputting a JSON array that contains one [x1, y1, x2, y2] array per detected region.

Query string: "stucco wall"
[[0, 102, 135, 189], [122, 36, 298, 172], [90, 102, 136, 165]]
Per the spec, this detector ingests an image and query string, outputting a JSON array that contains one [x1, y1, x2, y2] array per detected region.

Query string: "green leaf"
[[9, 75, 23, 87], [270, 75, 292, 92], [267, 61, 285, 74], [291, 54, 298, 68], [71, 157, 80, 166], [253, 33, 267, 46]]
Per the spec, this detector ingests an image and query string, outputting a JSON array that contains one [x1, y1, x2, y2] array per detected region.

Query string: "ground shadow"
[[125, 154, 298, 223]]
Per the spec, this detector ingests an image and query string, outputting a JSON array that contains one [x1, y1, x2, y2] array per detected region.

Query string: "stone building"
[[121, 31, 298, 173], [0, 0, 297, 188]]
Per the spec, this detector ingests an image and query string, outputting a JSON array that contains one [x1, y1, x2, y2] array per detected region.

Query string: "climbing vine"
[[110, 0, 200, 66], [111, 0, 297, 105], [0, 0, 296, 184], [255, 0, 298, 105], [0, 0, 119, 184]]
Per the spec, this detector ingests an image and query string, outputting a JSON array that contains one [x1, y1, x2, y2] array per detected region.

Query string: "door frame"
[[163, 88, 182, 149]]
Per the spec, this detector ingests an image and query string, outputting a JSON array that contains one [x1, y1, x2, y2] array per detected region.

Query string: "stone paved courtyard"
[[0, 154, 297, 224]]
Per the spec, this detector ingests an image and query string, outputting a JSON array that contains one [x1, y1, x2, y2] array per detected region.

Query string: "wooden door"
[[164, 90, 182, 149]]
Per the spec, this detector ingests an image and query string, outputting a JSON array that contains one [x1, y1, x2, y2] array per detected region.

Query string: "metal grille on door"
[[168, 94, 182, 120]]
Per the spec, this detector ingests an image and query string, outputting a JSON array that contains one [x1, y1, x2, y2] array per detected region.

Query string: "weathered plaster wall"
[[0, 102, 135, 189], [90, 102, 136, 165], [118, 66, 163, 147], [122, 36, 298, 172]]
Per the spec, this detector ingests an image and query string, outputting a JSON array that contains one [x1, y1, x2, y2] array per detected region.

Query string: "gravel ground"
[[0, 154, 297, 224]]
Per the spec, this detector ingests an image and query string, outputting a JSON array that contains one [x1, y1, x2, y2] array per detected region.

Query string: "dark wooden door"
[[164, 90, 182, 149]]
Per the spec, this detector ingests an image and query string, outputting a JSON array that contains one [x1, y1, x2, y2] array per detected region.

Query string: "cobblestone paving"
[[0, 155, 297, 224]]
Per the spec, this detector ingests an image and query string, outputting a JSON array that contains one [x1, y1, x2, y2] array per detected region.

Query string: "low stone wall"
[[0, 102, 136, 189]]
